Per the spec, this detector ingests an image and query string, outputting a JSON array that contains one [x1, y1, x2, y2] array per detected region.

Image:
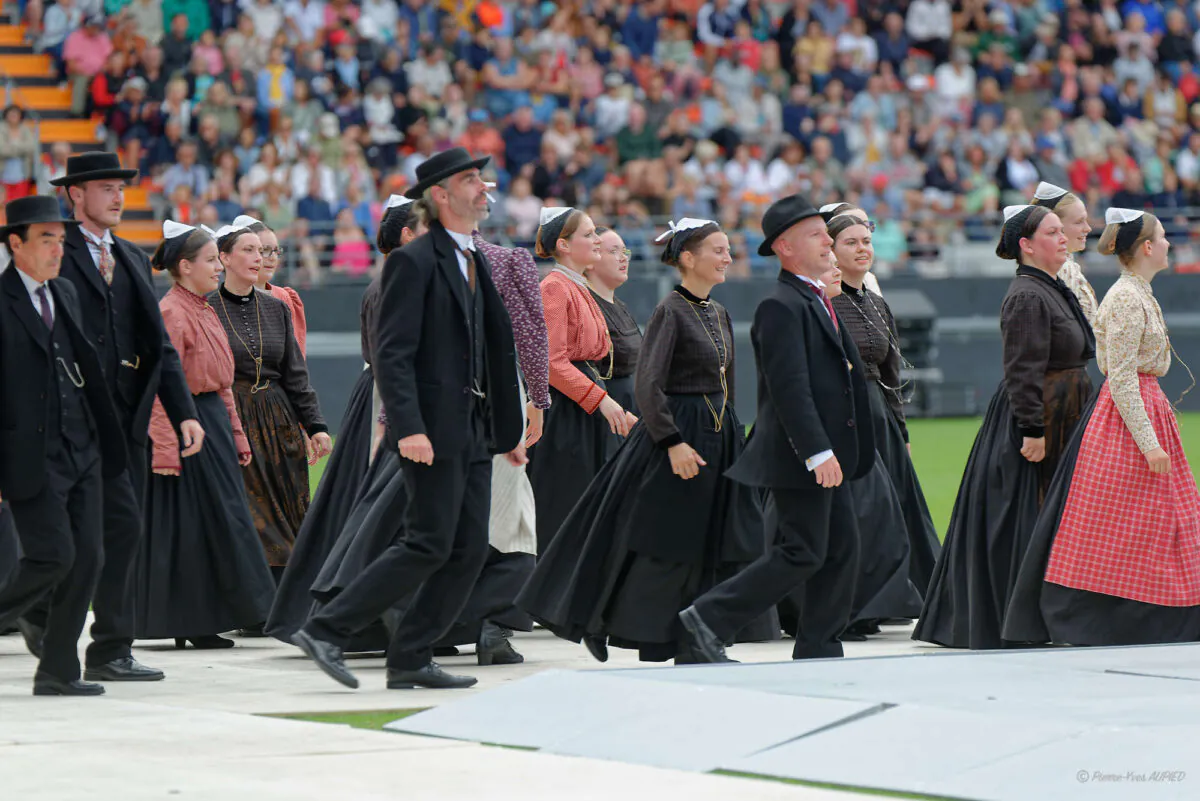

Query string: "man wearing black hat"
[[0, 196, 129, 695], [293, 148, 525, 690], [19, 152, 204, 683], [679, 193, 876, 662]]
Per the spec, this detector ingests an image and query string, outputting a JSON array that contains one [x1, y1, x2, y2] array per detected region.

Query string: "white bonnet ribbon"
[[654, 217, 716, 244], [1106, 207, 1145, 225], [214, 223, 252, 239], [1003, 204, 1033, 223], [819, 203, 842, 214], [162, 220, 195, 239], [384, 194, 413, 211], [1033, 182, 1068, 201], [539, 206, 572, 226]]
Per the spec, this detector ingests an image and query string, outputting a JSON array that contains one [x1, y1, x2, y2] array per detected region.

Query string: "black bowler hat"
[[49, 151, 138, 187], [758, 193, 823, 256], [405, 147, 490, 199], [0, 195, 79, 237]]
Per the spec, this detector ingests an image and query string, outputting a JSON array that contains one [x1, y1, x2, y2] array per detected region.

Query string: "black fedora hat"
[[758, 193, 823, 256], [1, 195, 79, 237], [49, 151, 138, 187], [405, 147, 490, 199]]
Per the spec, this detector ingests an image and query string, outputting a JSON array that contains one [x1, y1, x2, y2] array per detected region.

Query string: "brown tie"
[[98, 240, 114, 286], [459, 245, 477, 293]]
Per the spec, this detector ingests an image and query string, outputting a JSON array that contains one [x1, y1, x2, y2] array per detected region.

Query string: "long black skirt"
[[604, 374, 637, 460], [266, 368, 375, 644], [0, 501, 18, 592], [134, 392, 276, 639], [517, 394, 776, 662], [913, 369, 1091, 650], [870, 383, 941, 597], [234, 381, 311, 567], [527, 366, 612, 554]]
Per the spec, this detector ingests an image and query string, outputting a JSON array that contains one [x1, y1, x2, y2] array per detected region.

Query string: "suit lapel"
[[63, 225, 105, 298], [779, 272, 843, 352], [432, 224, 470, 325], [2, 267, 49, 352]]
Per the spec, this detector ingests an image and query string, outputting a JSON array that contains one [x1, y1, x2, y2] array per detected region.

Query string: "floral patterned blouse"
[[1095, 272, 1171, 454], [1058, 254, 1098, 326]]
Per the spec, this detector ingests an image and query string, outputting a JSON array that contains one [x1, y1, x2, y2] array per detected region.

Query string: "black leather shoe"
[[33, 672, 105, 696], [293, 629, 358, 689], [237, 623, 267, 638], [387, 661, 477, 689], [175, 635, 235, 650], [477, 621, 523, 666], [16, 618, 44, 660], [583, 635, 608, 663], [678, 606, 735, 664], [432, 646, 460, 657], [84, 657, 165, 682]]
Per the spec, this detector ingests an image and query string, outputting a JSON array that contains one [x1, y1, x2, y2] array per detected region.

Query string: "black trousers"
[[26, 426, 145, 666], [307, 419, 493, 671], [0, 440, 103, 680], [694, 485, 859, 659]]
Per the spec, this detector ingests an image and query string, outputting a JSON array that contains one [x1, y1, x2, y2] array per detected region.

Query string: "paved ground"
[[0, 622, 938, 800]]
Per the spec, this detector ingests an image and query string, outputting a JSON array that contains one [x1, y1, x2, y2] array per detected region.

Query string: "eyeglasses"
[[260, 247, 284, 257], [608, 248, 632, 260]]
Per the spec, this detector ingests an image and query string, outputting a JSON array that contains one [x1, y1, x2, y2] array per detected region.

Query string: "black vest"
[[48, 317, 94, 450], [107, 251, 141, 411]]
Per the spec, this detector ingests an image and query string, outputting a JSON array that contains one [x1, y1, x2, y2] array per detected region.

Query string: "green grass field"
[[311, 413, 1200, 539]]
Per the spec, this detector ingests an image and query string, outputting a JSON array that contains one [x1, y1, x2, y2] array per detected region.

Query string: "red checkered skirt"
[[1044, 375, 1200, 605]]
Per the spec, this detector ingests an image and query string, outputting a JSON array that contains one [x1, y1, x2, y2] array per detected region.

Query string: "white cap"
[[654, 217, 717, 244], [231, 214, 261, 229], [539, 206, 572, 226], [1033, 182, 1068, 201], [384, 194, 413, 211], [1105, 208, 1146, 225], [819, 203, 843, 214], [214, 223, 253, 239], [1003, 204, 1033, 222], [162, 220, 195, 239]]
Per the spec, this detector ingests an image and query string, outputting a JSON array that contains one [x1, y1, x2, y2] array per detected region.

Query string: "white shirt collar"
[[81, 227, 114, 248], [792, 273, 826, 291], [15, 266, 46, 294], [445, 228, 475, 252]]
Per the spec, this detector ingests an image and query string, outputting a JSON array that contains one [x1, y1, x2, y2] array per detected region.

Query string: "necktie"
[[458, 245, 477, 293], [35, 285, 54, 330], [811, 283, 838, 331], [98, 240, 114, 286]]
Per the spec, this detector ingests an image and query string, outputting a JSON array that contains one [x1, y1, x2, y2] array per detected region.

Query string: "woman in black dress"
[[517, 218, 767, 664], [824, 218, 923, 638], [266, 197, 427, 644], [819, 203, 941, 592], [914, 205, 1095, 650], [587, 227, 643, 416], [136, 221, 275, 649], [210, 224, 332, 585]]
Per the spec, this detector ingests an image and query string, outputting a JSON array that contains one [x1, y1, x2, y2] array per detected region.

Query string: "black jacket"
[[57, 224, 196, 445], [0, 267, 127, 500], [726, 270, 874, 490], [375, 221, 523, 457]]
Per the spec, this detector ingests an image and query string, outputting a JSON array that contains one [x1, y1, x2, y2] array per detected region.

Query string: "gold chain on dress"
[[218, 289, 270, 393], [844, 285, 913, 393], [674, 290, 728, 432]]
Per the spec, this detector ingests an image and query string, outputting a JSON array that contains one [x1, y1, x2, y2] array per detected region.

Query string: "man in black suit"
[[0, 196, 129, 695], [294, 148, 525, 690], [20, 153, 204, 683], [680, 194, 876, 662]]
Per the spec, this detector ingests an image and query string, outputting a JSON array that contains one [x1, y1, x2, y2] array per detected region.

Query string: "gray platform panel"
[[387, 668, 879, 772], [722, 704, 1091, 800]]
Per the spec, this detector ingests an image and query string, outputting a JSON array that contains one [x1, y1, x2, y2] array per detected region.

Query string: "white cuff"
[[805, 449, 834, 471]]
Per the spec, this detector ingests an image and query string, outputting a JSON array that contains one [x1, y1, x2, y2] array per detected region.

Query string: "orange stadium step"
[[124, 184, 151, 211], [38, 118, 102, 145], [0, 26, 26, 47], [0, 52, 52, 77], [113, 219, 163, 247], [10, 86, 71, 112]]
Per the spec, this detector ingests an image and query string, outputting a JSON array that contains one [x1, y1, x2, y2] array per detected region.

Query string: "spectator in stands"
[[162, 140, 210, 198], [329, 208, 371, 277], [161, 13, 193, 76], [0, 106, 38, 200], [458, 109, 505, 169], [292, 146, 338, 206], [210, 175, 244, 221], [503, 106, 543, 176], [906, 0, 953, 64], [404, 42, 454, 100], [38, 0, 81, 78], [258, 45, 296, 129], [124, 0, 163, 46], [64, 15, 113, 117]]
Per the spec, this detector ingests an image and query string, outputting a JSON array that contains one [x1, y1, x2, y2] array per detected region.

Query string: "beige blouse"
[[1059, 254, 1098, 326], [1095, 272, 1170, 454]]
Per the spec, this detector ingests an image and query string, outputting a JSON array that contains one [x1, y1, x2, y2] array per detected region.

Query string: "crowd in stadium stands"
[[13, 0, 1200, 279]]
